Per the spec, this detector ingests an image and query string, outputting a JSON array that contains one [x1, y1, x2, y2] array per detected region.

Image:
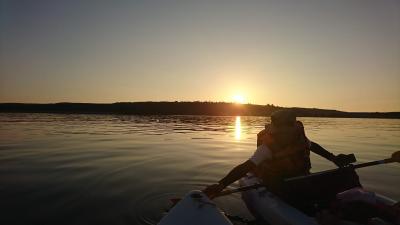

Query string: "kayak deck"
[[158, 190, 232, 225]]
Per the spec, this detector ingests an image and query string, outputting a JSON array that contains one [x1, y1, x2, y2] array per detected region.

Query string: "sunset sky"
[[1, 0, 399, 112]]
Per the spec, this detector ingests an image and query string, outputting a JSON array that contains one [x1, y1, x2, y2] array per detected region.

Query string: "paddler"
[[203, 109, 355, 199]]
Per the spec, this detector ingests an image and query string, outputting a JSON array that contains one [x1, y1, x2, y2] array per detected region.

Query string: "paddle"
[[218, 151, 400, 196], [169, 151, 400, 206]]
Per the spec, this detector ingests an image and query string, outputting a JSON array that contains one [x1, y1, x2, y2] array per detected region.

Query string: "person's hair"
[[271, 110, 296, 127]]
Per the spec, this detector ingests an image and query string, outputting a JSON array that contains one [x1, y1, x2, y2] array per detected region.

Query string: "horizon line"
[[1, 101, 399, 114]]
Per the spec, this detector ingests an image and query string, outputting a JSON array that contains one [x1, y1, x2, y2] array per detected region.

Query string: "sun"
[[233, 95, 245, 104]]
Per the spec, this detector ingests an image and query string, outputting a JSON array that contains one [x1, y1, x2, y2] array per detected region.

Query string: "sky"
[[0, 0, 399, 112]]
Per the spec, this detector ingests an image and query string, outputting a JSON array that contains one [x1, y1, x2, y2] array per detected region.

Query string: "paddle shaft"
[[214, 183, 264, 198], [352, 157, 396, 169], [286, 156, 398, 182]]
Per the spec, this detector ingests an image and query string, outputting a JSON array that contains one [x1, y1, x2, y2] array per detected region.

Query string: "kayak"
[[158, 173, 396, 225], [239, 173, 397, 225], [157, 190, 232, 225]]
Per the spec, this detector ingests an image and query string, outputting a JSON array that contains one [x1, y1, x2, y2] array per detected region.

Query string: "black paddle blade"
[[346, 154, 357, 164], [391, 151, 400, 162]]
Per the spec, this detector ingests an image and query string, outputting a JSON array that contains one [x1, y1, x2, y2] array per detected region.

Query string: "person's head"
[[269, 110, 298, 146]]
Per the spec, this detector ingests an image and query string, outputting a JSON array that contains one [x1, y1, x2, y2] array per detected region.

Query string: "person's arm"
[[310, 141, 335, 161], [219, 160, 255, 187], [203, 141, 271, 199], [310, 141, 354, 167], [203, 160, 255, 199]]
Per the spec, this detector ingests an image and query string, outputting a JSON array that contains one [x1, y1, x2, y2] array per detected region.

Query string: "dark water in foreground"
[[0, 113, 399, 225]]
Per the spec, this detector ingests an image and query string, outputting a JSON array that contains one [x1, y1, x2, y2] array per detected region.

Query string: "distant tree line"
[[0, 102, 399, 118]]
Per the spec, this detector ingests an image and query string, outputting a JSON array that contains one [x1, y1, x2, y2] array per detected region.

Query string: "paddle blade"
[[391, 151, 400, 162]]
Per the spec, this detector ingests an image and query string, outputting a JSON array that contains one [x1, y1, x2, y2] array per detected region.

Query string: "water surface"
[[0, 113, 399, 225]]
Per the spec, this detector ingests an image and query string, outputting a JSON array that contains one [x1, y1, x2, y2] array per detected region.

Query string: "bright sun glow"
[[233, 95, 245, 104], [235, 116, 241, 140]]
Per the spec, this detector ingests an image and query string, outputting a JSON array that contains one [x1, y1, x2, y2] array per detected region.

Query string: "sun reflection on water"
[[235, 116, 241, 140]]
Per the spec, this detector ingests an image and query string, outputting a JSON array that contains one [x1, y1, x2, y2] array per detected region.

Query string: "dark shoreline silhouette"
[[0, 102, 399, 118]]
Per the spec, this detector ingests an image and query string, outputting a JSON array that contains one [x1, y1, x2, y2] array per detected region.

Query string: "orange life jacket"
[[255, 121, 311, 186]]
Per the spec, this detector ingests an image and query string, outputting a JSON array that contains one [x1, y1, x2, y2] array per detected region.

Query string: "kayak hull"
[[240, 174, 318, 225], [239, 173, 396, 225]]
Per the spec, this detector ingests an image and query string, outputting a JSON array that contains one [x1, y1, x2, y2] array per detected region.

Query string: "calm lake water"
[[0, 113, 399, 225]]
